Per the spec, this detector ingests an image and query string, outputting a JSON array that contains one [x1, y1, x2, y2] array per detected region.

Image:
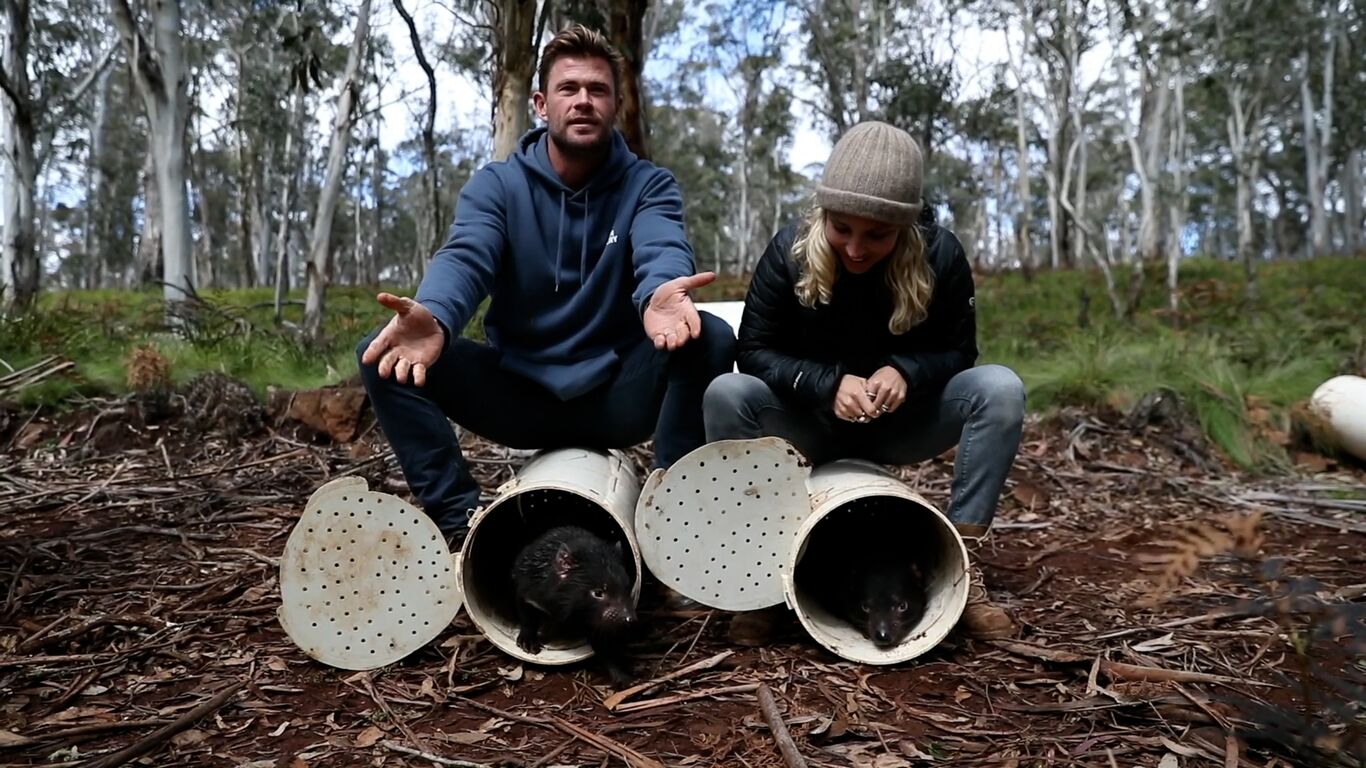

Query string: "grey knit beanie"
[[815, 121, 924, 226]]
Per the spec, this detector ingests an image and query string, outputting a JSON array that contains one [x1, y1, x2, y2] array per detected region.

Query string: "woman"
[[703, 121, 1024, 642]]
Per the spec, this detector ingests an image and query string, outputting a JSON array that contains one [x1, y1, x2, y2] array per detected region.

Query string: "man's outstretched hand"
[[644, 272, 716, 351], [360, 293, 445, 386]]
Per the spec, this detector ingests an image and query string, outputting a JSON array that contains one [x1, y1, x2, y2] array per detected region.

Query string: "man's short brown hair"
[[536, 24, 624, 100]]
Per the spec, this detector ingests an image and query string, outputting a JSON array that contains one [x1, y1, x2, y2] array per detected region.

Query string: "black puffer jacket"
[[736, 217, 978, 411]]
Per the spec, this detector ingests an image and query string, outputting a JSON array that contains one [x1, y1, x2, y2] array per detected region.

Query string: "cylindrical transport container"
[[458, 447, 643, 665], [783, 459, 969, 665]]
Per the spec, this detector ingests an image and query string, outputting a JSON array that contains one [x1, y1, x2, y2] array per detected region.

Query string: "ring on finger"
[[879, 404, 889, 413]]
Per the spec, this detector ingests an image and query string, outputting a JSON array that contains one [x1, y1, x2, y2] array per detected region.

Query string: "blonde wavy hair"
[[792, 205, 935, 334]]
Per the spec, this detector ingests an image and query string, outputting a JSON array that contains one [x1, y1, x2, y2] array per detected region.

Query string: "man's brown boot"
[[955, 523, 1018, 640]]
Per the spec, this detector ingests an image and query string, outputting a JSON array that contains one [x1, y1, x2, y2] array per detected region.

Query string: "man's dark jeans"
[[357, 312, 736, 537]]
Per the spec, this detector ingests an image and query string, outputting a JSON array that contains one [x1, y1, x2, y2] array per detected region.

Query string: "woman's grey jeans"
[[702, 365, 1026, 528]]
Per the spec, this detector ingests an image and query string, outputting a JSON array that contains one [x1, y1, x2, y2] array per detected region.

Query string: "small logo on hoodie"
[[606, 229, 618, 247]]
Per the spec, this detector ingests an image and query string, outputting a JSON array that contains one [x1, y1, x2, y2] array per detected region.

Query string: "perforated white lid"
[[635, 437, 811, 611], [278, 477, 463, 670]]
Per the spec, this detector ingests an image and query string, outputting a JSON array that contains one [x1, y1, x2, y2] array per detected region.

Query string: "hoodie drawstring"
[[579, 188, 589, 289], [554, 191, 566, 293]]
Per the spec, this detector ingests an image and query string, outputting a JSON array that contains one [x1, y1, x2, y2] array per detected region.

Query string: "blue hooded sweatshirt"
[[415, 126, 696, 401]]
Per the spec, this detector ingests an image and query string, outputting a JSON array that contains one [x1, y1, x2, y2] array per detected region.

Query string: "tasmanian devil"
[[797, 507, 930, 649], [510, 524, 639, 685]]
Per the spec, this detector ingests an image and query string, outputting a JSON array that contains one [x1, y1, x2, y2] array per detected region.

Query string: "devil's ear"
[[554, 542, 576, 578]]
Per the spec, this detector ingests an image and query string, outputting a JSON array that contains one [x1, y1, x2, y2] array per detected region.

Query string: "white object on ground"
[[278, 476, 462, 671], [459, 447, 643, 665], [637, 437, 970, 664], [1309, 374, 1366, 461], [636, 437, 810, 611], [785, 459, 969, 665]]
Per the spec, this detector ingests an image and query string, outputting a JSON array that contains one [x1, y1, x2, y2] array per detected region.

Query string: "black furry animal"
[[796, 507, 931, 649], [510, 525, 638, 684]]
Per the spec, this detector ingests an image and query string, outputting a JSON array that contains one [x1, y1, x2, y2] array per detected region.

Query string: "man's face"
[[533, 55, 618, 156]]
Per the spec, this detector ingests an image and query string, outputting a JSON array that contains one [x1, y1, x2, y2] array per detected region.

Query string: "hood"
[[509, 127, 638, 291]]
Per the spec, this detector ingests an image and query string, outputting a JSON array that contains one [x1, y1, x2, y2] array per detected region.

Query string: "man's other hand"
[[360, 293, 445, 386], [644, 272, 716, 351]]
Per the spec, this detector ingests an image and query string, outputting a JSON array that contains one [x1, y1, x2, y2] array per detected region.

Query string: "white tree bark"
[[110, 0, 195, 310], [1006, 7, 1033, 268], [83, 64, 113, 289], [1167, 70, 1188, 318], [1298, 13, 1335, 256], [0, 0, 36, 311], [1345, 149, 1362, 254], [303, 0, 373, 341], [1226, 82, 1263, 301]]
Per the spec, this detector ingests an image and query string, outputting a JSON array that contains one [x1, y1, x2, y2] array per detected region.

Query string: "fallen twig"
[[603, 650, 734, 710], [612, 683, 762, 714], [79, 679, 246, 768], [757, 684, 808, 768], [987, 640, 1270, 687], [381, 742, 494, 768], [550, 717, 665, 768]]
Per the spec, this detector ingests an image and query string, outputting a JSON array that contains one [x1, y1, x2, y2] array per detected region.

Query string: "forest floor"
[[1, 373, 1364, 768]]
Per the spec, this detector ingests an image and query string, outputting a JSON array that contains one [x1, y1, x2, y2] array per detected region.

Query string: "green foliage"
[[976, 255, 1366, 469], [4, 256, 1362, 473], [0, 286, 484, 406]]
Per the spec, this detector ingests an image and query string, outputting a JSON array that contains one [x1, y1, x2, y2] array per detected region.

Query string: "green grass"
[[973, 254, 1366, 469], [3, 255, 1363, 471]]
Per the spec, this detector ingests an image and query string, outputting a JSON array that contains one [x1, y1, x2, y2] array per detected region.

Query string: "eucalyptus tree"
[[303, 0, 373, 341], [108, 0, 200, 312], [1, 0, 116, 309]]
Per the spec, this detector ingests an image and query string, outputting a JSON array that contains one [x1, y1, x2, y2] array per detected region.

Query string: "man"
[[357, 25, 735, 547]]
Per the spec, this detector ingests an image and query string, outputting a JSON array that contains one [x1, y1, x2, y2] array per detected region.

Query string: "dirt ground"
[[1, 387, 1363, 768]]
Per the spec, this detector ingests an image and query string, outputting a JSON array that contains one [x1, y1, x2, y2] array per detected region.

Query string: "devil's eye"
[[591, 588, 606, 599], [896, 601, 909, 612], [859, 601, 871, 613]]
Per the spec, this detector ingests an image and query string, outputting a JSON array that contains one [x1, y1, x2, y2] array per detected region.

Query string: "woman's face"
[[824, 212, 899, 275]]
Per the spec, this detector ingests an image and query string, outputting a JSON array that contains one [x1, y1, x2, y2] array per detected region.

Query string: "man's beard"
[[550, 121, 612, 159]]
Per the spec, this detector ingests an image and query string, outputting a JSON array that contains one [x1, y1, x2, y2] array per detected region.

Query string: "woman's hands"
[[865, 366, 907, 414], [833, 367, 907, 423], [834, 375, 879, 423]]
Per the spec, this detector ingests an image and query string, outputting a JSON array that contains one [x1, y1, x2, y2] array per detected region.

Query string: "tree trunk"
[[1167, 71, 1188, 320], [1345, 149, 1362, 254], [0, 0, 37, 311], [84, 63, 114, 290], [1299, 27, 1335, 256], [607, 0, 651, 159], [1226, 83, 1261, 302], [110, 0, 196, 309], [392, 0, 439, 273], [136, 147, 163, 286], [252, 147, 272, 286], [234, 50, 257, 288], [492, 0, 536, 162], [1009, 3, 1032, 269], [274, 87, 306, 321], [370, 112, 383, 285], [303, 0, 372, 341]]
